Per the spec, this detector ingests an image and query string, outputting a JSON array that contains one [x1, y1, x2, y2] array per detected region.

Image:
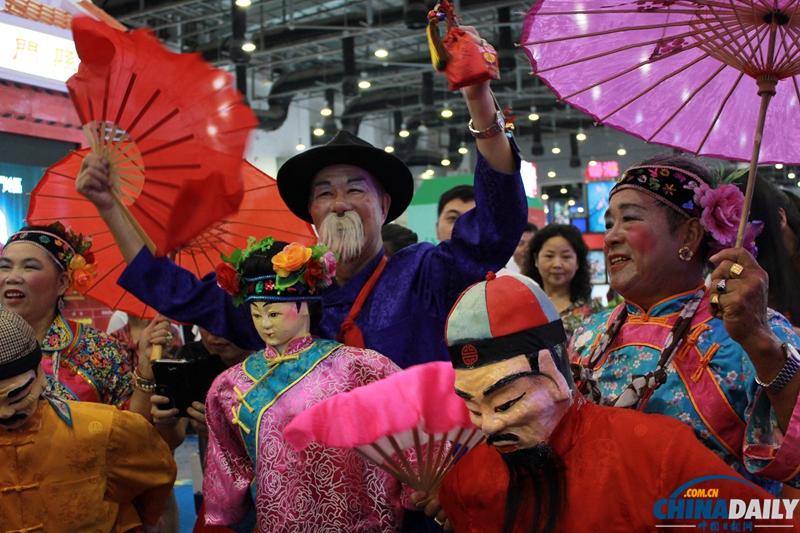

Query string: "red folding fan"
[[66, 16, 258, 256]]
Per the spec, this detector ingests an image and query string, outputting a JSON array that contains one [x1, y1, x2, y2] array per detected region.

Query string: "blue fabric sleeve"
[[414, 143, 527, 320], [117, 247, 263, 351]]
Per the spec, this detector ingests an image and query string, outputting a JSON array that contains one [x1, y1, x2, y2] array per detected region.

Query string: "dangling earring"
[[678, 247, 693, 261], [57, 296, 65, 312]]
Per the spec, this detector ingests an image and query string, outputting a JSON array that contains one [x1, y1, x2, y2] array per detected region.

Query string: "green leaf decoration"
[[723, 167, 749, 185], [275, 270, 303, 291]]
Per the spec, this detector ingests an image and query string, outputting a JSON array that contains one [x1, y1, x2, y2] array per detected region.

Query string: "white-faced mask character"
[[445, 272, 576, 533], [0, 307, 46, 431]]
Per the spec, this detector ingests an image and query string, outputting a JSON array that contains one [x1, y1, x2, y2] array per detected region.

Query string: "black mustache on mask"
[[487, 433, 520, 445], [0, 412, 28, 425]]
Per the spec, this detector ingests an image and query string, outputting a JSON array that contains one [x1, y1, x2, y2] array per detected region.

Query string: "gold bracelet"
[[133, 367, 156, 393]]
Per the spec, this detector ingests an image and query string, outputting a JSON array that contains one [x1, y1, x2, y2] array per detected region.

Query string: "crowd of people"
[[2, 28, 800, 533]]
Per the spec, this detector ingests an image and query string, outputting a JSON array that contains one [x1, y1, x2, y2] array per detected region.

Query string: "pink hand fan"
[[283, 361, 485, 495]]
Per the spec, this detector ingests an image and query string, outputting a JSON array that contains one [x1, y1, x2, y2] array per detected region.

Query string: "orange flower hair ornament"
[[216, 236, 337, 306]]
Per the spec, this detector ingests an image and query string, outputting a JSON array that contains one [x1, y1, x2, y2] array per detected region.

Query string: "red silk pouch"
[[427, 0, 500, 91]]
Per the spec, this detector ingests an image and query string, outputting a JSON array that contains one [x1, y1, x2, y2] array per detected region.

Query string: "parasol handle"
[[111, 189, 157, 254], [736, 78, 776, 248], [150, 344, 163, 362]]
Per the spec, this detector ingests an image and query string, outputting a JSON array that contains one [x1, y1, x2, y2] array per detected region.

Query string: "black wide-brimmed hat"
[[277, 130, 414, 224]]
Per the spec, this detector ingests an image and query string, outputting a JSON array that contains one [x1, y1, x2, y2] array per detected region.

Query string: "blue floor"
[[175, 484, 197, 533], [175, 434, 200, 533]]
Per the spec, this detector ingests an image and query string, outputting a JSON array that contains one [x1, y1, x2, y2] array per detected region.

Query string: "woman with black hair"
[[523, 223, 603, 340], [743, 176, 800, 330], [0, 222, 138, 409]]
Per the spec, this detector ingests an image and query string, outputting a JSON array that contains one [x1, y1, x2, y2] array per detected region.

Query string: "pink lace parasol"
[[283, 361, 485, 495]]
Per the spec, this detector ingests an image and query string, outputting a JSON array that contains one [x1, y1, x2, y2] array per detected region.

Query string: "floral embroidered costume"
[[203, 238, 408, 532], [571, 164, 800, 492], [4, 224, 133, 408], [43, 313, 133, 407]]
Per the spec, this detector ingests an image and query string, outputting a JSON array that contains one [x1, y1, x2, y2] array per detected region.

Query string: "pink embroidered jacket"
[[204, 336, 408, 532]]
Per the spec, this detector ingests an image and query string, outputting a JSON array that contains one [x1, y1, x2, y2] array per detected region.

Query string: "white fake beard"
[[318, 211, 365, 264]]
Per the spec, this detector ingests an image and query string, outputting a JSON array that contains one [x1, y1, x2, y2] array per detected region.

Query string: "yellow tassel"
[[427, 20, 451, 71]]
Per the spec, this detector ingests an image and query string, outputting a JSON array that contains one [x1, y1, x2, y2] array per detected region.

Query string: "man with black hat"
[[0, 307, 176, 533], [435, 272, 797, 532], [75, 30, 526, 373]]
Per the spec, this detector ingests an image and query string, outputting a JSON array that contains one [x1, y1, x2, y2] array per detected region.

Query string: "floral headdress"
[[5, 222, 98, 292], [611, 166, 763, 257], [215, 236, 337, 307]]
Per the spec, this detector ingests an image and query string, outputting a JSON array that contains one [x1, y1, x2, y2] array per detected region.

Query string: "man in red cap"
[[435, 272, 798, 533]]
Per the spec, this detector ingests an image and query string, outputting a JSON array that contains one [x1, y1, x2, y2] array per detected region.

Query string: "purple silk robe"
[[117, 147, 527, 368]]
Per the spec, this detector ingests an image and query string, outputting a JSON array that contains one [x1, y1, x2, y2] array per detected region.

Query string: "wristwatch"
[[468, 109, 505, 139], [755, 342, 800, 394]]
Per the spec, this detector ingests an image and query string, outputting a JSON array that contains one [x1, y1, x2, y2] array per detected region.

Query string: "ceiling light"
[[551, 142, 561, 154], [458, 142, 468, 155], [789, 172, 796, 179], [776, 163, 784, 169], [541, 193, 549, 200], [441, 157, 451, 166], [441, 107, 453, 119], [547, 170, 556, 178], [568, 199, 576, 206], [560, 187, 568, 194], [577, 206, 585, 213], [384, 145, 395, 153], [797, 180, 800, 187], [313, 126, 325, 137], [576, 128, 586, 141], [398, 123, 409, 138], [374, 44, 388, 58], [241, 41, 256, 52], [617, 145, 627, 156], [528, 106, 539, 121], [588, 160, 597, 166], [295, 142, 306, 151], [358, 71, 371, 89], [235, 0, 251, 6], [320, 106, 332, 117], [544, 206, 550, 214]]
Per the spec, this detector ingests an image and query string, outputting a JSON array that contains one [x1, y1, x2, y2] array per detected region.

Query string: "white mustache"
[[318, 211, 365, 264]]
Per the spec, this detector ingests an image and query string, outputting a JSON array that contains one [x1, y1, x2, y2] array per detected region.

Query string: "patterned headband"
[[4, 223, 98, 292], [216, 236, 338, 307], [6, 230, 76, 271], [610, 165, 706, 220], [611, 165, 762, 254]]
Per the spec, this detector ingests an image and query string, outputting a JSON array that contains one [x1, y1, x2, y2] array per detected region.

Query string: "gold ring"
[[434, 517, 445, 526], [710, 293, 720, 309], [166, 332, 174, 343], [729, 263, 744, 278]]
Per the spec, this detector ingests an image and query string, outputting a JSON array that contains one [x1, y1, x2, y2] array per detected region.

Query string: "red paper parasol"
[[283, 362, 484, 495], [27, 151, 317, 319], [521, 0, 800, 246], [66, 16, 258, 256]]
